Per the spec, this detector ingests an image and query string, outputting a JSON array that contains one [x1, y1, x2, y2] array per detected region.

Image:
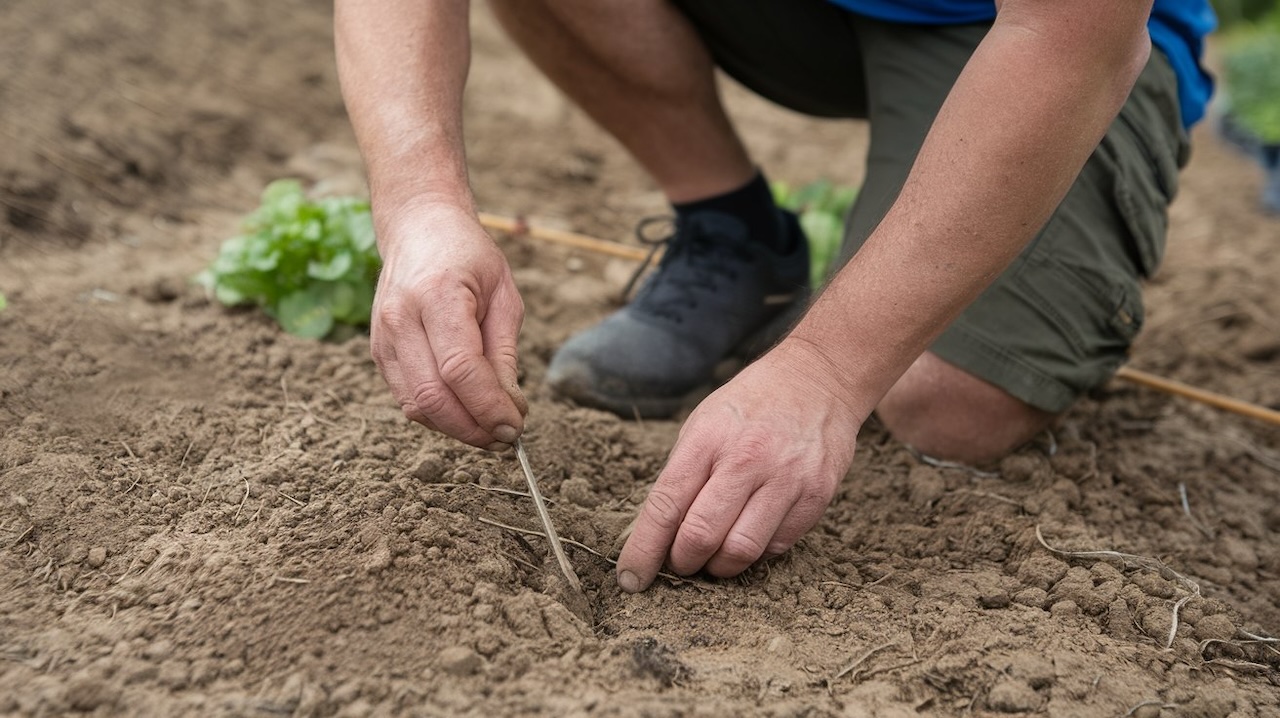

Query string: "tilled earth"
[[1, 2, 1278, 716]]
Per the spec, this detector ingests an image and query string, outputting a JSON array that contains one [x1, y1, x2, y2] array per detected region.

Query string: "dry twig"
[[477, 516, 705, 589], [514, 440, 582, 593], [832, 642, 898, 683], [1123, 700, 1178, 717]]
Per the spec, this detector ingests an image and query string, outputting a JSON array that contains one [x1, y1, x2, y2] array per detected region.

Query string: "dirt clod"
[[438, 646, 484, 677], [986, 679, 1041, 713], [1, 3, 1277, 715], [630, 637, 690, 688]]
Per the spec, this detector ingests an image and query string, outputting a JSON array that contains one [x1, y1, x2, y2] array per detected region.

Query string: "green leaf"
[[214, 283, 248, 307], [0, 292, 7, 312], [308, 252, 353, 281], [276, 289, 335, 339]]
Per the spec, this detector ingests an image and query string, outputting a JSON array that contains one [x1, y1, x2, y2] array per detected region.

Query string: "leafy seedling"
[[198, 179, 379, 339]]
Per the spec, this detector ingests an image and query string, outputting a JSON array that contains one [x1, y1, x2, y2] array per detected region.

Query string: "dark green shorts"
[[674, 0, 1190, 412]]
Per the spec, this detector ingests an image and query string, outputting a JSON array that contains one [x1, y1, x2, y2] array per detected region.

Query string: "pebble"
[[437, 646, 483, 676], [86, 547, 107, 568]]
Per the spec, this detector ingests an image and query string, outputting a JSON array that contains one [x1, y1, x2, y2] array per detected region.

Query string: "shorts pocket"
[[1097, 52, 1189, 278], [1016, 256, 1145, 361]]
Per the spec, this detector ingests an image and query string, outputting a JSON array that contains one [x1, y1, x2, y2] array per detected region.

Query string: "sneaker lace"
[[619, 215, 751, 322]]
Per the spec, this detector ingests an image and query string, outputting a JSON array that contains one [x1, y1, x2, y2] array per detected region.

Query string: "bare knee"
[[876, 352, 1056, 466]]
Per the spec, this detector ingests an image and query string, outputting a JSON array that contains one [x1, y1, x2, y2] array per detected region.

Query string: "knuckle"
[[676, 515, 720, 555], [719, 532, 767, 565], [438, 352, 483, 389], [643, 488, 684, 532], [374, 297, 413, 325], [409, 380, 452, 420], [718, 432, 773, 473], [764, 540, 794, 559]]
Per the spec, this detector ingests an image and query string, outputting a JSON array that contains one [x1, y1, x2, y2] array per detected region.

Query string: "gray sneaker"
[[546, 210, 811, 418]]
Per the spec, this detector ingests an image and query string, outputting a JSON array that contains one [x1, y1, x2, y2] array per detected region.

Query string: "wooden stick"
[[478, 212, 651, 262], [1115, 366, 1280, 427]]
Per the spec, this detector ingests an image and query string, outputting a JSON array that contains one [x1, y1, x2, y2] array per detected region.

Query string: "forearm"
[[789, 1, 1154, 418], [334, 0, 474, 237]]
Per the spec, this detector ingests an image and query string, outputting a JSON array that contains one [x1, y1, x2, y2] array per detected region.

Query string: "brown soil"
[[2, 2, 1278, 716]]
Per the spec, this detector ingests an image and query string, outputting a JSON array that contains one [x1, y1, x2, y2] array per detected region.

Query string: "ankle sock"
[[672, 171, 794, 254]]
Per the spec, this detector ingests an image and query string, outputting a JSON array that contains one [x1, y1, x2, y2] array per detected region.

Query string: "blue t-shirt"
[[826, 0, 1217, 128]]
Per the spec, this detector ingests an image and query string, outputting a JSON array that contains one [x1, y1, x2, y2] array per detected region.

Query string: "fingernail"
[[617, 569, 640, 593], [486, 441, 511, 453], [494, 424, 519, 444]]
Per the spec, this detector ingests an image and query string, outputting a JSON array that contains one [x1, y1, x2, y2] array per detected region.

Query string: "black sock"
[[672, 171, 794, 254]]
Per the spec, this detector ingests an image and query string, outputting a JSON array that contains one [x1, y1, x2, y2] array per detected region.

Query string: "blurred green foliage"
[[770, 180, 858, 288], [1212, 0, 1277, 29], [1218, 2, 1280, 144]]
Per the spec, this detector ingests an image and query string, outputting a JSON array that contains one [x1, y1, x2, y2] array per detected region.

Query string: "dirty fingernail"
[[494, 424, 519, 444], [617, 569, 640, 593], [486, 441, 511, 453]]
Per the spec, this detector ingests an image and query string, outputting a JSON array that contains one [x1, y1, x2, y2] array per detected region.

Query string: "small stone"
[[438, 645, 483, 676], [986, 679, 1041, 713], [979, 591, 1011, 609], [86, 547, 107, 568], [1193, 613, 1236, 642]]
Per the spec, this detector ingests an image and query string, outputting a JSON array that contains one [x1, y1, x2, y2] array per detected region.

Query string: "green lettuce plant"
[[198, 180, 379, 339]]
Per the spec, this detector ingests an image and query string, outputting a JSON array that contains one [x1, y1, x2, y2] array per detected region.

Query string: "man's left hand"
[[615, 339, 866, 592]]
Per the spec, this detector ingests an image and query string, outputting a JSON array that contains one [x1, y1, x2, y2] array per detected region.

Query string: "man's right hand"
[[371, 201, 528, 450]]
